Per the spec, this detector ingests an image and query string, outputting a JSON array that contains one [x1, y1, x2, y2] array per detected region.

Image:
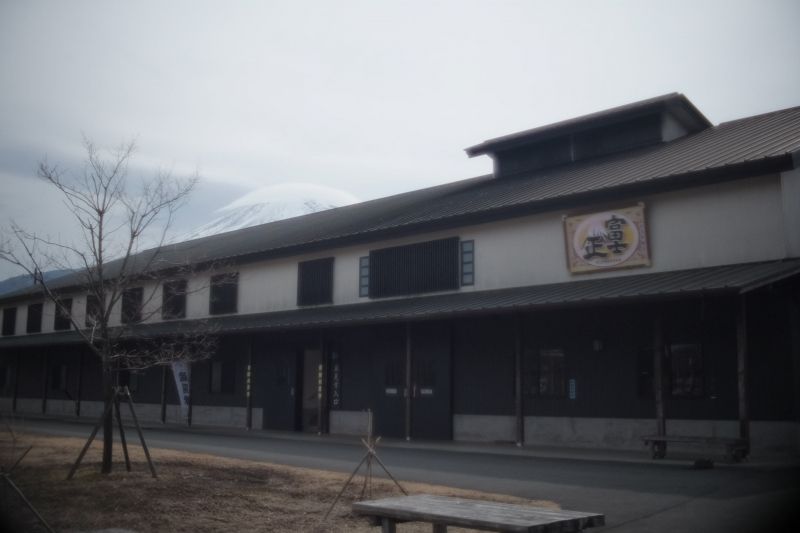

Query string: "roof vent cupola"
[[466, 93, 712, 178]]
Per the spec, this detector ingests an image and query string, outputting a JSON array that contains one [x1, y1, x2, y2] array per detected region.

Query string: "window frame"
[[121, 287, 144, 324], [2, 307, 17, 336], [297, 257, 334, 307], [668, 343, 705, 398], [209, 272, 239, 315], [523, 346, 567, 398], [26, 302, 43, 334], [53, 298, 73, 331], [85, 294, 101, 328], [162, 279, 188, 320]]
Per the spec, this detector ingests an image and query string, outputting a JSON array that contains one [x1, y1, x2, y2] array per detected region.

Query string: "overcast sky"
[[1, 0, 799, 279]]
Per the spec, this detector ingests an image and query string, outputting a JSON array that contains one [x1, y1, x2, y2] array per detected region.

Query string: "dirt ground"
[[0, 432, 556, 532]]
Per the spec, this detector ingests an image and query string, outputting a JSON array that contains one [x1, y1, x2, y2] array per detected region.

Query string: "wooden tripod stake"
[[1, 445, 54, 533], [323, 410, 407, 520], [67, 385, 157, 480]]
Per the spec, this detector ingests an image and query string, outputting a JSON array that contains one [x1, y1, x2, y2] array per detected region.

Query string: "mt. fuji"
[[179, 183, 359, 241]]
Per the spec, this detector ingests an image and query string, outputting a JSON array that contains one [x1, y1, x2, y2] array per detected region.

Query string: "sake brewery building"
[[1, 94, 799, 453]]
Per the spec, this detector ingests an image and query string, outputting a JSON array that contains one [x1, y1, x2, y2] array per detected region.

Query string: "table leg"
[[433, 524, 448, 533], [381, 518, 396, 533]]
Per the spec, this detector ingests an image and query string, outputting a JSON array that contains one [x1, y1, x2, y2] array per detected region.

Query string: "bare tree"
[[0, 137, 217, 474]]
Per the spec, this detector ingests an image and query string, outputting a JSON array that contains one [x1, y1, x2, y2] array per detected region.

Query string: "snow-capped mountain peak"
[[180, 183, 358, 240]]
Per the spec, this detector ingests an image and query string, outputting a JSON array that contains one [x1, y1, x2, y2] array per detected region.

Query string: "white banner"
[[171, 361, 191, 417]]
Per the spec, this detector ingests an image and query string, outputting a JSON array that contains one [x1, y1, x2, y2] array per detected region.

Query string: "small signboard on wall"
[[564, 203, 650, 274]]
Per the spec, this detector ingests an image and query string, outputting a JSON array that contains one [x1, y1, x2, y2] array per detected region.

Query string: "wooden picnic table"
[[353, 494, 605, 533]]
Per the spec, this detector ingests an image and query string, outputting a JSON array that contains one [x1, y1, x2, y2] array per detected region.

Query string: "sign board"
[[171, 361, 191, 417], [564, 204, 650, 273]]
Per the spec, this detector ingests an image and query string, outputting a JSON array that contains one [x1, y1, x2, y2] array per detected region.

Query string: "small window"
[[209, 360, 235, 394], [121, 287, 144, 324], [358, 256, 369, 298], [669, 343, 704, 397], [210, 273, 238, 315], [54, 298, 73, 331], [297, 257, 334, 306], [26, 303, 43, 333], [523, 347, 566, 397], [2, 307, 16, 336], [85, 294, 101, 328], [460, 240, 474, 286], [50, 364, 68, 391], [162, 279, 187, 320]]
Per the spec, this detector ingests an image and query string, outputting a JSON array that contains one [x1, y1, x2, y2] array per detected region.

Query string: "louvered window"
[[297, 257, 334, 306], [369, 237, 459, 298]]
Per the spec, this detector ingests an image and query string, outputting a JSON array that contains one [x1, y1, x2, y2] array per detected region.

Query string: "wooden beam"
[[514, 314, 524, 447], [160, 365, 167, 424], [736, 296, 750, 445], [41, 352, 48, 415], [75, 351, 84, 417], [12, 353, 19, 413], [187, 362, 193, 427], [405, 322, 412, 441], [653, 315, 666, 436], [246, 337, 253, 430]]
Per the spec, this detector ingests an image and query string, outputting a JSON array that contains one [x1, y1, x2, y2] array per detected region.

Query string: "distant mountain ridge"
[[0, 269, 74, 296], [179, 183, 357, 241]]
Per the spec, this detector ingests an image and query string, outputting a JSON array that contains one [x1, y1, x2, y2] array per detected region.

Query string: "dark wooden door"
[[371, 327, 406, 439], [411, 323, 452, 440], [262, 348, 299, 431]]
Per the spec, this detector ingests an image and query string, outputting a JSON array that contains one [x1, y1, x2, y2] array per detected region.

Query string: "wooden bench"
[[642, 435, 749, 462], [353, 494, 605, 532]]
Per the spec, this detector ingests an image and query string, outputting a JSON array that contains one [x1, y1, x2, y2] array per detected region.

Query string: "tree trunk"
[[101, 357, 114, 474]]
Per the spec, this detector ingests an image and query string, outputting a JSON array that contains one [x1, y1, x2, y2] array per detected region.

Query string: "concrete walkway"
[[12, 417, 800, 533]]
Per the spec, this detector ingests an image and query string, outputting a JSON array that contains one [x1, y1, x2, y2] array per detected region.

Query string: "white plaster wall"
[[330, 410, 370, 435], [781, 168, 800, 257], [4, 173, 793, 332]]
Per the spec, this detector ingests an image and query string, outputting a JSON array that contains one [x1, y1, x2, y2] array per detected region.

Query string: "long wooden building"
[[1, 94, 799, 453]]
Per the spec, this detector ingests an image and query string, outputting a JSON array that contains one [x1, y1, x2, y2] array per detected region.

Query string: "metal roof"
[[3, 259, 798, 349], [3, 101, 799, 301]]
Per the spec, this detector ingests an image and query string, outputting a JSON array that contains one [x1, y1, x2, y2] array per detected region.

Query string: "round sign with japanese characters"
[[569, 210, 642, 269]]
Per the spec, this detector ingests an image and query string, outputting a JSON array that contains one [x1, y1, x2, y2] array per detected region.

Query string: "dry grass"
[[0, 432, 556, 532]]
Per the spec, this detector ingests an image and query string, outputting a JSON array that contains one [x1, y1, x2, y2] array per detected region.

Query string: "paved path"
[[17, 419, 799, 533]]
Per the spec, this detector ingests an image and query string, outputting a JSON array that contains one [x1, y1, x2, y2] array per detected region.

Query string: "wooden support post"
[[41, 353, 48, 414], [381, 518, 397, 533], [653, 315, 666, 437], [67, 399, 115, 479], [736, 296, 750, 446], [187, 362, 193, 427], [514, 314, 524, 447], [75, 351, 84, 417], [405, 322, 412, 442], [123, 387, 158, 478], [114, 393, 132, 472], [246, 338, 253, 430], [12, 354, 20, 413], [160, 365, 167, 424]]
